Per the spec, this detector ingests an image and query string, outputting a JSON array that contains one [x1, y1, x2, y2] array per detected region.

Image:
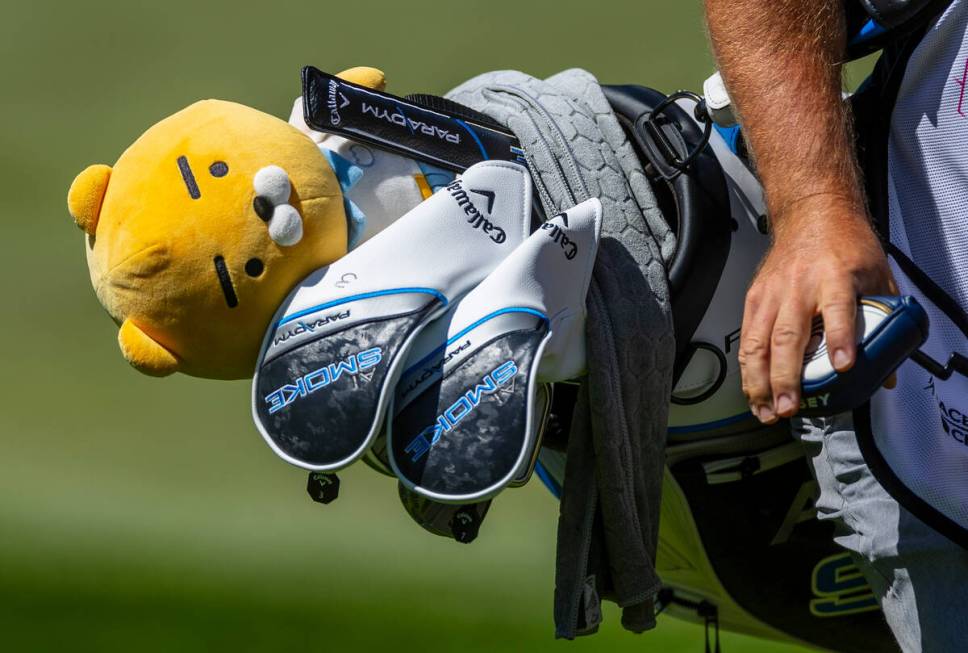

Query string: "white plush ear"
[[253, 165, 303, 246], [68, 164, 112, 235], [268, 204, 303, 246], [253, 165, 291, 205]]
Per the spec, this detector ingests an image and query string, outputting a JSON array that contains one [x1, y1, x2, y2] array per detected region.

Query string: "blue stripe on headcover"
[[276, 287, 448, 328], [401, 307, 549, 377], [322, 148, 367, 249], [449, 307, 549, 344]]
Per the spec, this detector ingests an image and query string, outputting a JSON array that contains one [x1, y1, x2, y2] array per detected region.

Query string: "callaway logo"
[[264, 347, 382, 414], [404, 359, 518, 462], [327, 79, 350, 126], [471, 188, 495, 213], [361, 102, 460, 144], [540, 212, 578, 260], [399, 340, 472, 400], [445, 180, 507, 244], [273, 311, 351, 347]]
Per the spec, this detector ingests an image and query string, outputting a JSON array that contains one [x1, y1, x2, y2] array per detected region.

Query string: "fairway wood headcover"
[[397, 483, 491, 543], [388, 199, 602, 503], [252, 161, 533, 472], [66, 67, 390, 380]]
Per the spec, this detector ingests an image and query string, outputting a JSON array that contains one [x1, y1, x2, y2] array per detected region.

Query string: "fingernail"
[[755, 405, 776, 423], [776, 394, 795, 415], [833, 349, 851, 371]]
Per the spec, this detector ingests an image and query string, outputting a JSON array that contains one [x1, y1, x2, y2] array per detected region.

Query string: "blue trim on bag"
[[850, 18, 888, 46], [667, 411, 754, 435], [534, 460, 562, 500], [713, 124, 742, 156]]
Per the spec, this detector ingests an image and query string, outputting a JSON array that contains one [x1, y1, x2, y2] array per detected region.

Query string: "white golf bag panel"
[[667, 111, 770, 438]]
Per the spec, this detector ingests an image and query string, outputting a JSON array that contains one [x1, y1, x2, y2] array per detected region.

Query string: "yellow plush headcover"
[[70, 100, 347, 379], [68, 67, 388, 380]]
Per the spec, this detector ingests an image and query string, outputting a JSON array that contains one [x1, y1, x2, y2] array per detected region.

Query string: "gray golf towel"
[[448, 69, 675, 638]]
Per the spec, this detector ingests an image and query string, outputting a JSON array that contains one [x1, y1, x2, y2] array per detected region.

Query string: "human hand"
[[739, 195, 896, 423]]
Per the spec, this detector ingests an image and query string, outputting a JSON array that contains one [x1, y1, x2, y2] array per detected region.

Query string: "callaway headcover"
[[397, 483, 491, 544], [388, 198, 602, 503], [252, 161, 532, 471]]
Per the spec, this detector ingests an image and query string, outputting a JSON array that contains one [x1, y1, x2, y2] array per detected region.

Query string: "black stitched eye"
[[245, 258, 265, 277], [209, 161, 229, 177]]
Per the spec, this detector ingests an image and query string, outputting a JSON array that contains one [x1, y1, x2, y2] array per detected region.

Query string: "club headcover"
[[800, 295, 928, 415], [388, 198, 602, 503], [397, 482, 491, 543], [366, 382, 553, 483], [252, 161, 532, 471]]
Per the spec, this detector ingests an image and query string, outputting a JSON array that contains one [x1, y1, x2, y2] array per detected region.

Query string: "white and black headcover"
[[388, 198, 603, 503], [252, 161, 532, 471]]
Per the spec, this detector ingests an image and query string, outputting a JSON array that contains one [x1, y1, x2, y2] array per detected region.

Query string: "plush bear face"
[[70, 100, 348, 379]]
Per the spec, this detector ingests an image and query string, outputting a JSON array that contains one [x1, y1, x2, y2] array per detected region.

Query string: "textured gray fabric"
[[448, 69, 675, 639]]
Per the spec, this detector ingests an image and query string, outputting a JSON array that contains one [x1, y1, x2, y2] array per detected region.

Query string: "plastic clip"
[[644, 90, 713, 173]]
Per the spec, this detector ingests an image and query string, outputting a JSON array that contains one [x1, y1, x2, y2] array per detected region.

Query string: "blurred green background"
[[0, 1, 835, 651]]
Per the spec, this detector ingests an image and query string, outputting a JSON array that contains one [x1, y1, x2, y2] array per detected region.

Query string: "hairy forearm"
[[705, 0, 866, 233]]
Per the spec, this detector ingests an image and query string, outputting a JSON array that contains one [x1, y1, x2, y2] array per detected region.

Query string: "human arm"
[[704, 0, 895, 423]]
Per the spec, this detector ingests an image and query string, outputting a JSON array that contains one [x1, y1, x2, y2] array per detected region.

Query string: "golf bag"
[[531, 87, 896, 652], [294, 56, 920, 650]]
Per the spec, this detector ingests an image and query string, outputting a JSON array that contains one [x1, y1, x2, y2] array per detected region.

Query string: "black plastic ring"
[[646, 90, 714, 172], [671, 341, 728, 406]]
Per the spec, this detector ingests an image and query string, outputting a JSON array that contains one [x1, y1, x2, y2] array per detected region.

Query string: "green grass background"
[[0, 1, 862, 650]]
